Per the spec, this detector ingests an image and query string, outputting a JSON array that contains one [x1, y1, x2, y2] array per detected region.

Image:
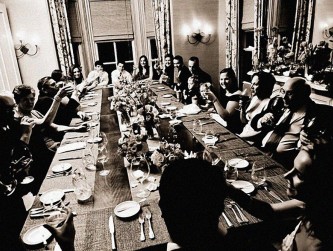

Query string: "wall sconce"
[[15, 40, 38, 58], [182, 21, 212, 45]]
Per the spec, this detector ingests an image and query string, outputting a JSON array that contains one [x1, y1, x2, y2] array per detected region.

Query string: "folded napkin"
[[22, 192, 35, 211], [210, 113, 227, 127], [57, 142, 86, 154]]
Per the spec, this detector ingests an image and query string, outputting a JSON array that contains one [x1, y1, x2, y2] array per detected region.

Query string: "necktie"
[[264, 109, 293, 152]]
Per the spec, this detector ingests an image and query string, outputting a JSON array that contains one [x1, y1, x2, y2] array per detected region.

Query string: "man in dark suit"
[[251, 77, 316, 168], [188, 56, 212, 84], [173, 55, 191, 93]]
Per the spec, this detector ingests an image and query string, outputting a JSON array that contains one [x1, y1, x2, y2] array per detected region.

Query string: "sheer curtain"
[[225, 0, 239, 73], [292, 0, 315, 60], [48, 0, 74, 75], [151, 0, 172, 64]]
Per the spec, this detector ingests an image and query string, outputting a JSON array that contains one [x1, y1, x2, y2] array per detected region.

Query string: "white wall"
[[0, 0, 58, 93]]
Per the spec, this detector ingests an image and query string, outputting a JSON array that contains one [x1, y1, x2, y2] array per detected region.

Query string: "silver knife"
[[109, 215, 116, 250], [264, 187, 284, 202], [222, 212, 233, 227]]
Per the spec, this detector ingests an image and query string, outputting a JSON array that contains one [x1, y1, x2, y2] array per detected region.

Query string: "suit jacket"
[[174, 66, 191, 91]]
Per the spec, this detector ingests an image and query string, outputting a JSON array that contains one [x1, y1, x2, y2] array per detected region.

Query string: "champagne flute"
[[130, 155, 151, 198]]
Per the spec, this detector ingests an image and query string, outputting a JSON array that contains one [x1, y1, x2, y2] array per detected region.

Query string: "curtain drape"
[[48, 0, 74, 76], [292, 0, 315, 61], [151, 0, 172, 64], [254, 0, 265, 63], [225, 0, 238, 73]]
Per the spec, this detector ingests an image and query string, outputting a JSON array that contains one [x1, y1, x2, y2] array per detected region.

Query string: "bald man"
[[251, 77, 317, 168]]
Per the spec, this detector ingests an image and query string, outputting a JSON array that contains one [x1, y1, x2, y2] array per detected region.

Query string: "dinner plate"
[[40, 189, 65, 205], [22, 225, 52, 247], [157, 86, 166, 90], [160, 102, 170, 106], [114, 201, 140, 218], [52, 163, 72, 174], [228, 158, 249, 169], [162, 94, 173, 98], [231, 180, 255, 194]]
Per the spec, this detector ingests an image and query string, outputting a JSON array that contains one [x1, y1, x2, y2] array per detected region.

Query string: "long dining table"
[[20, 82, 290, 250]]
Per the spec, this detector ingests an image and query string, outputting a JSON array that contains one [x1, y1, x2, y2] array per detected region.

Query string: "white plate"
[[40, 189, 65, 205], [157, 86, 166, 89], [162, 94, 173, 98], [114, 201, 140, 218], [202, 136, 218, 145], [22, 225, 52, 247], [231, 180, 255, 194], [160, 102, 170, 106], [166, 106, 177, 111], [52, 163, 72, 173], [228, 158, 249, 169]]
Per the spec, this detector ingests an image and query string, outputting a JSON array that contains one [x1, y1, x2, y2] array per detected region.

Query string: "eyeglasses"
[[280, 88, 294, 96]]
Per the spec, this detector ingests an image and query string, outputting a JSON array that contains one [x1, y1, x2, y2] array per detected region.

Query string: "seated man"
[[111, 60, 132, 95], [34, 76, 83, 127], [250, 77, 316, 169], [86, 60, 109, 90], [0, 92, 36, 250], [173, 55, 191, 93], [188, 56, 212, 84]]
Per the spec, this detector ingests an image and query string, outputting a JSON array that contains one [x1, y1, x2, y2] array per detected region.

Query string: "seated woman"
[[206, 68, 243, 133], [13, 85, 85, 191], [238, 71, 276, 144], [69, 65, 87, 96], [133, 55, 152, 81], [182, 75, 201, 105]]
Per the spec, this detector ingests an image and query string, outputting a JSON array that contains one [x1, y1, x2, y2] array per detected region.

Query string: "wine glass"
[[130, 156, 151, 198], [251, 161, 267, 185], [0, 178, 17, 196], [224, 160, 238, 183]]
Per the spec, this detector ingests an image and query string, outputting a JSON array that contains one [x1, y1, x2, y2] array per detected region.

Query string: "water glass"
[[192, 119, 202, 134], [224, 160, 238, 182], [251, 161, 266, 185], [43, 201, 68, 228], [82, 147, 96, 171], [72, 168, 92, 202], [130, 156, 151, 198]]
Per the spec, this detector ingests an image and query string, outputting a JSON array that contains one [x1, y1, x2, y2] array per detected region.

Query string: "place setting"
[[46, 163, 73, 179]]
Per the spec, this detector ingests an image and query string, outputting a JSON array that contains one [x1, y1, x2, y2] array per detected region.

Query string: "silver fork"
[[138, 215, 145, 241], [145, 209, 155, 239], [230, 201, 249, 223], [226, 204, 243, 224]]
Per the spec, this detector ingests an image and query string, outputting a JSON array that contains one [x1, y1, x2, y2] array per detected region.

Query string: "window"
[[96, 40, 134, 78], [148, 38, 159, 79]]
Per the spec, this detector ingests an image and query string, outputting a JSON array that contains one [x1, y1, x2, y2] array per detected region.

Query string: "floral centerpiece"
[[150, 140, 184, 172], [117, 133, 148, 164]]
